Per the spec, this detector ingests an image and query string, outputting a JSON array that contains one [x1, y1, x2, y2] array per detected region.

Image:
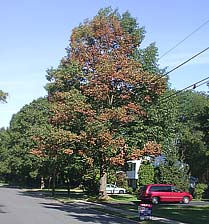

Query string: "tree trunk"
[[99, 172, 109, 200], [48, 176, 52, 190], [52, 169, 56, 197], [40, 176, 45, 190], [98, 154, 109, 200], [67, 178, 70, 197]]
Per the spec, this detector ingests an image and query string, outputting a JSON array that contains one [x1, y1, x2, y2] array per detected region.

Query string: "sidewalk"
[[78, 201, 188, 224]]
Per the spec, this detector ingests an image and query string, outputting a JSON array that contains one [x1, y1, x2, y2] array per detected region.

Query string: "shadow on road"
[[18, 189, 52, 199], [39, 201, 131, 224], [0, 205, 7, 214], [18, 188, 86, 200]]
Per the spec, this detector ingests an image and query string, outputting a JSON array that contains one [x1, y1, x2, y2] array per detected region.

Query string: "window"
[[128, 163, 136, 171], [171, 186, 181, 192], [149, 186, 171, 192]]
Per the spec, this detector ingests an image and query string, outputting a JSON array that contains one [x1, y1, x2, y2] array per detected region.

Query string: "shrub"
[[127, 187, 134, 194], [138, 162, 154, 186], [82, 171, 100, 195], [116, 171, 128, 189], [194, 183, 208, 200]]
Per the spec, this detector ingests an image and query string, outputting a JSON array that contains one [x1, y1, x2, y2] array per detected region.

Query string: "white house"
[[126, 159, 143, 189], [126, 156, 152, 189]]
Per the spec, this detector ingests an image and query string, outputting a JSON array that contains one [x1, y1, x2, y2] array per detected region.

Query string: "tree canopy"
[[0, 90, 8, 103], [35, 7, 170, 197], [177, 90, 209, 182], [0, 98, 50, 185]]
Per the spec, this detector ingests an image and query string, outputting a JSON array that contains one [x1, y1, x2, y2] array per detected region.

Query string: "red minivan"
[[138, 184, 192, 204]]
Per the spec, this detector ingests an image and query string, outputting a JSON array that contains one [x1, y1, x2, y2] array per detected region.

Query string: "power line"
[[165, 46, 209, 75], [195, 80, 209, 88], [159, 19, 209, 60], [159, 76, 209, 103], [154, 46, 209, 83]]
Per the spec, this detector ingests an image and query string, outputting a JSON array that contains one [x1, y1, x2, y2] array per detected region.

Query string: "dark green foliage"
[[82, 168, 100, 195], [120, 11, 145, 45], [139, 43, 165, 74], [0, 97, 50, 186], [115, 171, 128, 189], [0, 128, 12, 178], [194, 183, 208, 200], [138, 162, 154, 186], [154, 147, 190, 191], [177, 91, 209, 182], [123, 90, 180, 156], [58, 154, 86, 190]]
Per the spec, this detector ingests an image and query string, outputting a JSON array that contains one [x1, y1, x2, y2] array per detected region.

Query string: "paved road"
[[0, 187, 132, 224]]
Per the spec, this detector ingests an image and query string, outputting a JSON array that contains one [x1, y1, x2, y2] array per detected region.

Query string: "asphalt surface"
[[0, 187, 133, 224]]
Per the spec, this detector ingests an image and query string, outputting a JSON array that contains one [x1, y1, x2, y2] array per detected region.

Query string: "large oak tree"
[[34, 8, 167, 197]]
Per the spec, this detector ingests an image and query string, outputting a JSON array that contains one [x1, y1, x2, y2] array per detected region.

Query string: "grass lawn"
[[152, 204, 209, 224], [93, 202, 209, 224]]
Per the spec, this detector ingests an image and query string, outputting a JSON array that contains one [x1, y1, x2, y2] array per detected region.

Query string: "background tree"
[[0, 98, 50, 186], [177, 90, 209, 183], [0, 128, 12, 180], [0, 90, 8, 103], [154, 146, 190, 191]]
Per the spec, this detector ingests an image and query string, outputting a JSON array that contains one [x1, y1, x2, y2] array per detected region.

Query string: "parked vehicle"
[[106, 184, 126, 194], [138, 184, 192, 204]]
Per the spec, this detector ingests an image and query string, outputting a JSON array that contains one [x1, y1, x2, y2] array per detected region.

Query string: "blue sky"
[[0, 0, 209, 128]]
